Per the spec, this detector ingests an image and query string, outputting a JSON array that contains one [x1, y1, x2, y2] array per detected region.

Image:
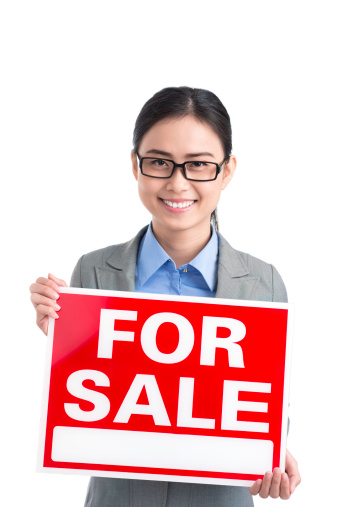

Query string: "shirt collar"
[[136, 224, 171, 286], [188, 225, 218, 292], [137, 223, 219, 291]]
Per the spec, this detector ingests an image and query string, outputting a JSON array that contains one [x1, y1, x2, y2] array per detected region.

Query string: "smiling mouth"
[[161, 199, 195, 209]]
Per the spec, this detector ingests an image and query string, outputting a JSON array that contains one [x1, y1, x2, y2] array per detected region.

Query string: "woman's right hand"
[[29, 273, 68, 335]]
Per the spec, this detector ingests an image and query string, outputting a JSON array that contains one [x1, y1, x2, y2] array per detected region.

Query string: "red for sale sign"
[[38, 288, 293, 487]]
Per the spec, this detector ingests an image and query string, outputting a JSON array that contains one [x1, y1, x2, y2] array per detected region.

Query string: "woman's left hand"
[[249, 449, 301, 499]]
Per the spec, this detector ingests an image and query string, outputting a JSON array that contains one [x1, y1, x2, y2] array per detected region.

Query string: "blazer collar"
[[215, 232, 259, 300], [95, 226, 258, 301]]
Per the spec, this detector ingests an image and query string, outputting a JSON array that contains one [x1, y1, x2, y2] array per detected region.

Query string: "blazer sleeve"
[[271, 264, 288, 303], [70, 255, 84, 288], [271, 263, 290, 434]]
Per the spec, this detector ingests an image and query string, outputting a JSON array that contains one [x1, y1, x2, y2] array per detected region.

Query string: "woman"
[[30, 86, 300, 506]]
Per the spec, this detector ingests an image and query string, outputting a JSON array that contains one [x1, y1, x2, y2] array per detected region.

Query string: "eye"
[[152, 158, 169, 167], [187, 161, 208, 169]]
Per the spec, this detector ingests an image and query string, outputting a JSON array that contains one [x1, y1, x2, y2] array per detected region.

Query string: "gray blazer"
[[70, 226, 287, 507]]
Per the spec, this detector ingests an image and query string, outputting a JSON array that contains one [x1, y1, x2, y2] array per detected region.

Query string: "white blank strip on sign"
[[52, 427, 273, 475]]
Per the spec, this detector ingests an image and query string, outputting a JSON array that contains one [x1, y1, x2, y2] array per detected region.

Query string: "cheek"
[[138, 179, 161, 203], [202, 186, 222, 208]]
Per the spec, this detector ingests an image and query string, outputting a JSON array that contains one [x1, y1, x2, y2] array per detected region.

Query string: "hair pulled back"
[[132, 86, 233, 231], [133, 86, 232, 160]]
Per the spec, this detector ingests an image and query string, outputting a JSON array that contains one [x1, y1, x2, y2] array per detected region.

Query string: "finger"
[[31, 293, 61, 311], [29, 279, 48, 294], [280, 473, 291, 500], [249, 479, 262, 496], [285, 449, 301, 494], [29, 282, 60, 301], [48, 273, 68, 287], [269, 468, 282, 499], [33, 277, 62, 293], [289, 472, 301, 494], [36, 314, 49, 335], [259, 472, 272, 499], [35, 276, 59, 290], [39, 321, 48, 336], [36, 304, 60, 321]]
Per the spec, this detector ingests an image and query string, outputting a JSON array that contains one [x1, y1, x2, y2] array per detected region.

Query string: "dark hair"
[[132, 86, 232, 231]]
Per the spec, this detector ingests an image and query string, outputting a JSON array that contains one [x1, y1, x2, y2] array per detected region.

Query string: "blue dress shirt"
[[135, 223, 219, 298]]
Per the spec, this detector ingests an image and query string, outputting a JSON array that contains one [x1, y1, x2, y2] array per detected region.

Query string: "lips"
[[161, 199, 195, 209]]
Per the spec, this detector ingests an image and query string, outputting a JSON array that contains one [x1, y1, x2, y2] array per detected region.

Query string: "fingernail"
[[53, 292, 60, 299], [282, 474, 288, 482], [54, 304, 61, 310]]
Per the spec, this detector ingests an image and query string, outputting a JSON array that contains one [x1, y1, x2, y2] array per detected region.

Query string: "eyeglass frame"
[[136, 152, 229, 182]]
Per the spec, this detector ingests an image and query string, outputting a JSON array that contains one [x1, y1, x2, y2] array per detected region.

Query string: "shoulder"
[[217, 233, 288, 303], [70, 226, 148, 288]]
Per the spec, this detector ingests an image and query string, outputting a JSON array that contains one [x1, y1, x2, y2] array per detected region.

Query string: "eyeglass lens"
[[141, 158, 218, 180]]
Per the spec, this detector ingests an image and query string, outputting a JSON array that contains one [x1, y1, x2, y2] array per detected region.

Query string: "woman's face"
[[132, 115, 236, 239]]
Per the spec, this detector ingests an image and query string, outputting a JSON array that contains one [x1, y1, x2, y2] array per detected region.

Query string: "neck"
[[151, 221, 212, 268]]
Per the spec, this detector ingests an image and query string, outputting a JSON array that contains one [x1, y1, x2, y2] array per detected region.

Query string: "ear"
[[131, 151, 139, 181], [221, 155, 237, 190]]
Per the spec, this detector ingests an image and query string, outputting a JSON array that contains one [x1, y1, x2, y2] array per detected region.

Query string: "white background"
[[1, 1, 337, 505]]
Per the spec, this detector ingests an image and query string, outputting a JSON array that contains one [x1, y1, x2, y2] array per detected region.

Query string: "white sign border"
[[37, 287, 294, 488]]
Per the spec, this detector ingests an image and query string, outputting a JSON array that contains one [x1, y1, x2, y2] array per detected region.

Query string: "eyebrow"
[[145, 149, 215, 158]]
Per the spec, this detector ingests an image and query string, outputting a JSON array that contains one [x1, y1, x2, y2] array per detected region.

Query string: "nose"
[[165, 166, 190, 192]]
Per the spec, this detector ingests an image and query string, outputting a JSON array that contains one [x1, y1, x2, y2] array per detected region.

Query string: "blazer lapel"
[[215, 233, 259, 301], [95, 226, 148, 292], [93, 226, 258, 301]]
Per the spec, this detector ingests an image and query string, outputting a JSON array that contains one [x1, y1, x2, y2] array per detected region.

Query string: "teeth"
[[163, 200, 194, 208]]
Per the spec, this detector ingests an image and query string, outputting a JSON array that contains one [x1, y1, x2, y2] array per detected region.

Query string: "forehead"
[[138, 116, 224, 158]]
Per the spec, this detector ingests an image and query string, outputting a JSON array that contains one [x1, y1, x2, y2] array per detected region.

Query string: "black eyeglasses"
[[136, 153, 228, 182]]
